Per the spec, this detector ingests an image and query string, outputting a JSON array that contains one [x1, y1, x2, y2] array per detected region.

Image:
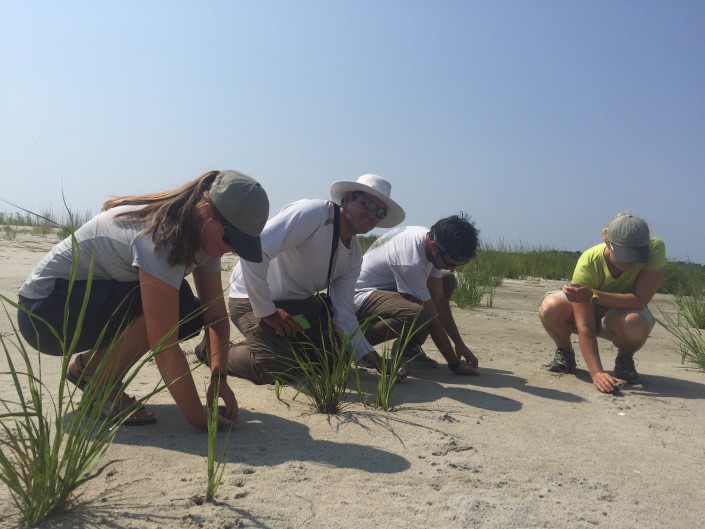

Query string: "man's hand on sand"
[[452, 360, 479, 376]]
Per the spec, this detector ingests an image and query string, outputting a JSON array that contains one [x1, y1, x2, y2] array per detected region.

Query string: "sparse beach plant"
[[658, 263, 705, 329], [673, 292, 705, 330], [274, 303, 364, 414], [657, 308, 705, 371], [3, 224, 18, 240], [373, 340, 406, 412], [453, 267, 498, 309], [274, 379, 284, 400], [277, 333, 354, 414], [372, 314, 428, 411], [0, 222, 188, 524], [0, 237, 169, 524], [350, 364, 370, 408], [205, 378, 231, 503]]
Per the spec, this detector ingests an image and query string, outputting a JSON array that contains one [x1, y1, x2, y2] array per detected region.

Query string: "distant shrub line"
[[1, 212, 703, 296]]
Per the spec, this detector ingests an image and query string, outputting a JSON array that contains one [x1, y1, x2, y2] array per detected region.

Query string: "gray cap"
[[210, 170, 269, 262], [607, 214, 650, 263]]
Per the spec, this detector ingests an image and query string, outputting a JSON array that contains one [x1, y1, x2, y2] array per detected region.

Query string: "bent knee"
[[538, 296, 572, 322], [606, 312, 651, 341]]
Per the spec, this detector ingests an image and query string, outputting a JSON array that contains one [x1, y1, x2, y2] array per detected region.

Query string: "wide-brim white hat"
[[330, 173, 405, 228]]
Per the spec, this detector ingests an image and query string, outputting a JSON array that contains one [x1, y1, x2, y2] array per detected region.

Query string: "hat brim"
[[610, 243, 649, 264], [330, 181, 405, 228], [224, 221, 263, 263]]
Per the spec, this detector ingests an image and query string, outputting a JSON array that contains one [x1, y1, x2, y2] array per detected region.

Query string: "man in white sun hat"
[[196, 174, 405, 384], [538, 211, 666, 393]]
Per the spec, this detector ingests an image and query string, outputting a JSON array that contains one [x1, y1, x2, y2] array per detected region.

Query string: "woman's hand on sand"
[[207, 377, 238, 425], [591, 370, 626, 393]]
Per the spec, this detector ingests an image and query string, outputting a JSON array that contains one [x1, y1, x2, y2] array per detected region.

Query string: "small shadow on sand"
[[352, 366, 584, 411], [112, 408, 410, 474], [462, 367, 586, 403], [570, 368, 705, 399]]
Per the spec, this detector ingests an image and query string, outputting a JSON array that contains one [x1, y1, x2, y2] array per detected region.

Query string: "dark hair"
[[430, 213, 479, 261], [102, 170, 219, 266]]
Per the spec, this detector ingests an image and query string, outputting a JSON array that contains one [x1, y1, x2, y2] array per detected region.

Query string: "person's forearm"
[[428, 320, 458, 364], [206, 319, 231, 375], [155, 345, 207, 427], [577, 331, 604, 375], [592, 291, 647, 310], [436, 309, 464, 346]]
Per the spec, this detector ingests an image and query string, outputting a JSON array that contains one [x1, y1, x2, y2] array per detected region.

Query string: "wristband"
[[211, 372, 227, 379], [448, 361, 461, 372]]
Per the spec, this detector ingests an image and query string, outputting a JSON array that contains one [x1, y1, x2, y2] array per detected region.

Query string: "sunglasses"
[[440, 253, 468, 269], [353, 192, 387, 220], [435, 240, 469, 269], [212, 209, 232, 247]]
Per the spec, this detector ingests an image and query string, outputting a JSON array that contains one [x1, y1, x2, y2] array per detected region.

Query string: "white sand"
[[1, 230, 704, 528]]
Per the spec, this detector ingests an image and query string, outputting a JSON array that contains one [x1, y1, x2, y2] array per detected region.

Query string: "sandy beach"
[[1, 229, 704, 529]]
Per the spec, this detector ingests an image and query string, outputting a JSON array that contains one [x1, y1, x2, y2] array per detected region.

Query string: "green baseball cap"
[[607, 213, 650, 263], [210, 170, 269, 262]]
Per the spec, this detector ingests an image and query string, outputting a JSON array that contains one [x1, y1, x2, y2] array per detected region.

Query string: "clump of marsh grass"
[[352, 315, 426, 411], [274, 312, 357, 414], [453, 267, 500, 309], [0, 228, 168, 524], [0, 300, 162, 524], [657, 308, 705, 371], [660, 263, 705, 329], [2, 224, 18, 240], [373, 339, 409, 412], [673, 293, 705, 330]]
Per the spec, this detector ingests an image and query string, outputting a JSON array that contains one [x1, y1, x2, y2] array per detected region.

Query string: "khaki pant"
[[227, 296, 337, 384], [355, 270, 457, 349]]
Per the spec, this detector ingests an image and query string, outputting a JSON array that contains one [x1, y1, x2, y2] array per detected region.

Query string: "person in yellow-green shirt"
[[538, 212, 666, 393]]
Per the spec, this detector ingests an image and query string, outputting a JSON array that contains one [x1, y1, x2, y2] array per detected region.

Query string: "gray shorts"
[[542, 289, 655, 338]]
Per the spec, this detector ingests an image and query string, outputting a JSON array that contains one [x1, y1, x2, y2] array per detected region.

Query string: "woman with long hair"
[[17, 170, 269, 427]]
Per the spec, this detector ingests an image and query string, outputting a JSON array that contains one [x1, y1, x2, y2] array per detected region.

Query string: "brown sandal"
[[91, 393, 156, 427]]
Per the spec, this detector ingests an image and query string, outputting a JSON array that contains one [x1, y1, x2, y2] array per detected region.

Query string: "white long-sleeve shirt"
[[230, 198, 374, 360]]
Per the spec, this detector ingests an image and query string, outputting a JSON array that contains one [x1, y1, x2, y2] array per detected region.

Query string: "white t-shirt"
[[19, 205, 221, 299], [229, 198, 373, 359], [354, 226, 442, 309]]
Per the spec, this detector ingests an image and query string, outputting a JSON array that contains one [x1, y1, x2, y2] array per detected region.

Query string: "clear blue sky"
[[2, 1, 704, 263]]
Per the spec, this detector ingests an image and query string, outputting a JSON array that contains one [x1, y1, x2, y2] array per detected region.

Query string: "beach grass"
[[0, 232, 170, 524], [205, 378, 231, 503], [373, 341, 406, 411], [657, 309, 705, 372], [273, 304, 357, 414]]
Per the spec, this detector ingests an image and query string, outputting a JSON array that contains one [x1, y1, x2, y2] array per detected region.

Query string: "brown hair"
[[102, 170, 219, 266]]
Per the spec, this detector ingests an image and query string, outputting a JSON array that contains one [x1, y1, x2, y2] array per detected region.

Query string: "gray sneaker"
[[546, 348, 576, 373], [614, 355, 640, 383], [400, 344, 439, 368]]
